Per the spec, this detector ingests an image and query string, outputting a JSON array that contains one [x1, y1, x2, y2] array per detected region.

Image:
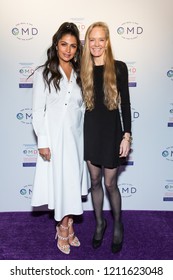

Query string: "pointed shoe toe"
[[92, 219, 107, 249]]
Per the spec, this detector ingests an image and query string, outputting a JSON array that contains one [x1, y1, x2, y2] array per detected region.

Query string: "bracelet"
[[122, 135, 133, 143]]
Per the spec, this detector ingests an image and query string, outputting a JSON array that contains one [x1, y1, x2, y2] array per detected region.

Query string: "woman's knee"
[[91, 176, 102, 188], [104, 179, 117, 192]]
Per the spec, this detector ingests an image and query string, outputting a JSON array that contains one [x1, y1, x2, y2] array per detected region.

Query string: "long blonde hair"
[[81, 22, 119, 111]]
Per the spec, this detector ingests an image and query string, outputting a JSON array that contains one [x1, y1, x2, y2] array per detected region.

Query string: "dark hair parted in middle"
[[42, 22, 83, 92]]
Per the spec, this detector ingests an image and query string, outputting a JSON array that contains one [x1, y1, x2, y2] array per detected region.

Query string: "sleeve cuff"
[[37, 135, 49, 149]]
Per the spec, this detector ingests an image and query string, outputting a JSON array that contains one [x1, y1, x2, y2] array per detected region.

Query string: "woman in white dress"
[[31, 22, 89, 254]]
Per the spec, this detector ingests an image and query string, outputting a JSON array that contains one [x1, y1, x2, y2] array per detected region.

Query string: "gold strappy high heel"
[[55, 224, 70, 254], [68, 219, 80, 247]]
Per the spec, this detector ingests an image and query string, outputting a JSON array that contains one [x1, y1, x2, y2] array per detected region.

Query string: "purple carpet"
[[0, 210, 173, 260]]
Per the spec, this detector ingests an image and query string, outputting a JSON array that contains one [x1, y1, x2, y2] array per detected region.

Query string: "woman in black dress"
[[81, 22, 132, 253]]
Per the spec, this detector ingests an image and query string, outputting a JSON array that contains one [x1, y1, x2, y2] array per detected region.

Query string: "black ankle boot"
[[92, 219, 107, 249], [111, 223, 124, 253]]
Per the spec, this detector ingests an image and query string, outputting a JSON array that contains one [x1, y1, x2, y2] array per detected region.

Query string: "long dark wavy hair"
[[37, 22, 82, 92]]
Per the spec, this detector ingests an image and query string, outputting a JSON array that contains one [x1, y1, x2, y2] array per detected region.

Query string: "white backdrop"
[[0, 0, 173, 212]]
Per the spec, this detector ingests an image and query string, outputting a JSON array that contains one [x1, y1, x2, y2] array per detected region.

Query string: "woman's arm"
[[116, 61, 132, 157], [32, 69, 51, 160]]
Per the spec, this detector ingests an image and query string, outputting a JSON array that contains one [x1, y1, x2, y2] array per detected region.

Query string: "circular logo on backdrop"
[[16, 108, 32, 124], [117, 27, 124, 35], [19, 66, 34, 77], [118, 183, 137, 198], [23, 147, 38, 157], [12, 23, 38, 40], [162, 146, 173, 161], [20, 184, 32, 199], [117, 22, 143, 39], [167, 70, 173, 78], [12, 28, 19, 36], [165, 183, 173, 191], [167, 68, 173, 81]]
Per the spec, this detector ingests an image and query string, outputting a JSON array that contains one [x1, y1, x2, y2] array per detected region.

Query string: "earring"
[[74, 54, 77, 62]]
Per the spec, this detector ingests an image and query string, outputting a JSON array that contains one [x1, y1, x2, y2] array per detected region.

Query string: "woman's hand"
[[119, 133, 132, 158], [38, 147, 51, 161]]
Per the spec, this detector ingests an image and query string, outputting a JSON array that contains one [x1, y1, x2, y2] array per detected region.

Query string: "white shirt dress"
[[31, 66, 89, 221]]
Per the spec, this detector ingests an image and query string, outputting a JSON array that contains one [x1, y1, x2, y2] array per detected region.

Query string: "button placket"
[[64, 80, 72, 106]]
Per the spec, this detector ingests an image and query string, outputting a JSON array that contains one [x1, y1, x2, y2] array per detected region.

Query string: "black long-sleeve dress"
[[84, 60, 131, 168]]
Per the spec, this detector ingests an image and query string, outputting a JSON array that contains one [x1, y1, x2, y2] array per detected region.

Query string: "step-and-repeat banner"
[[1, 0, 173, 212]]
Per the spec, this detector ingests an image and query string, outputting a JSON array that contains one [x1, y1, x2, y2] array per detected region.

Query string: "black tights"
[[87, 161, 123, 242]]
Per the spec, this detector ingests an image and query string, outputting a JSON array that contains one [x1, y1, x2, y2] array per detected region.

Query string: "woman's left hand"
[[119, 138, 131, 158]]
